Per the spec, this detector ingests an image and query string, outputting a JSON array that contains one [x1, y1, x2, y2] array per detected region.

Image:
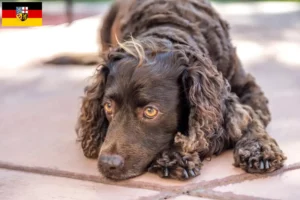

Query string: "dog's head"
[[76, 38, 224, 180]]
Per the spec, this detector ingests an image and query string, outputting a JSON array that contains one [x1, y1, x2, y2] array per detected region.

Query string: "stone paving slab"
[[171, 196, 212, 200], [214, 169, 300, 200], [0, 2, 300, 200], [0, 169, 159, 200]]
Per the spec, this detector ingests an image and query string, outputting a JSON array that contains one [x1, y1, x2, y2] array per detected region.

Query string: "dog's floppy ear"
[[76, 65, 109, 158], [176, 55, 225, 157]]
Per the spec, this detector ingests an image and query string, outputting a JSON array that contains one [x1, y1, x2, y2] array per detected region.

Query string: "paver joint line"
[[0, 161, 172, 192], [136, 192, 178, 200], [1, 161, 299, 200], [168, 162, 300, 193]]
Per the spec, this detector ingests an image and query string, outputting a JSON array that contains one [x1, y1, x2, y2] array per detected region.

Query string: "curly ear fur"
[[148, 52, 231, 178], [175, 54, 228, 158], [76, 65, 109, 158]]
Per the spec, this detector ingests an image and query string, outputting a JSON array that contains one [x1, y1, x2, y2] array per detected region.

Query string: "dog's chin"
[[100, 169, 144, 181]]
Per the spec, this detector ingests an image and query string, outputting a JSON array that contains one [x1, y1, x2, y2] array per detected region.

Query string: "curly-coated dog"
[[64, 0, 287, 180]]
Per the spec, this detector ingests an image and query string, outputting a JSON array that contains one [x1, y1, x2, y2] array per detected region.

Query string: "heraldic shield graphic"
[[2, 2, 42, 26], [16, 7, 28, 21]]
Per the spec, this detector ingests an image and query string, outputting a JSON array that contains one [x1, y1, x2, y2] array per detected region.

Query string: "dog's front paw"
[[234, 138, 286, 173], [148, 150, 202, 180]]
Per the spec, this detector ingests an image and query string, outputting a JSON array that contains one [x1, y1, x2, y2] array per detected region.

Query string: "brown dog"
[[49, 0, 286, 180]]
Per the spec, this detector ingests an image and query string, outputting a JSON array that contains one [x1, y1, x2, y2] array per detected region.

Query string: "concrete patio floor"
[[0, 2, 300, 200]]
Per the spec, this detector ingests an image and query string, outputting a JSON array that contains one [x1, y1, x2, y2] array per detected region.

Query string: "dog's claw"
[[183, 169, 189, 179], [194, 167, 201, 174], [182, 157, 188, 165], [163, 168, 169, 177], [260, 160, 265, 169], [240, 155, 245, 162], [265, 160, 270, 169], [189, 169, 196, 177], [248, 160, 253, 168]]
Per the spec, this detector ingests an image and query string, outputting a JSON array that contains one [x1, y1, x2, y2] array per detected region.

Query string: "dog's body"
[[58, 0, 286, 180]]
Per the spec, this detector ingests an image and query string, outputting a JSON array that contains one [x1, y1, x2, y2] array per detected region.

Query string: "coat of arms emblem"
[[16, 7, 28, 21]]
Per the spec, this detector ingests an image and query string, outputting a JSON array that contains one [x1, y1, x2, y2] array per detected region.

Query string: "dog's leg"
[[229, 51, 271, 126], [224, 94, 286, 173]]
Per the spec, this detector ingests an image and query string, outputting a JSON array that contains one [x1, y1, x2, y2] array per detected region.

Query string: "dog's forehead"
[[105, 59, 179, 102]]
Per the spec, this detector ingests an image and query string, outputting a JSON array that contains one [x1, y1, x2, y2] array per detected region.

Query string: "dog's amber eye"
[[143, 107, 158, 119], [104, 102, 113, 114]]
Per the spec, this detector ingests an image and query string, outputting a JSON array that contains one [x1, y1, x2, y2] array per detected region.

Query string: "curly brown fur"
[[75, 65, 109, 158], [74, 0, 285, 180], [232, 103, 286, 173]]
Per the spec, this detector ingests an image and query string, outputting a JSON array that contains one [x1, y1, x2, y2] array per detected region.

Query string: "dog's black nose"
[[99, 154, 124, 170]]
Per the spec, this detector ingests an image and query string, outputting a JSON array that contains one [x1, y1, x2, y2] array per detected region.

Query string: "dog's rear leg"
[[44, 53, 101, 66], [224, 94, 286, 173], [44, 1, 121, 66], [229, 51, 271, 126]]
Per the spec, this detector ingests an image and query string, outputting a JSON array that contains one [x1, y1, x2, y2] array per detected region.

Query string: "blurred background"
[[0, 0, 299, 69], [0, 2, 299, 125], [0, 0, 299, 137]]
